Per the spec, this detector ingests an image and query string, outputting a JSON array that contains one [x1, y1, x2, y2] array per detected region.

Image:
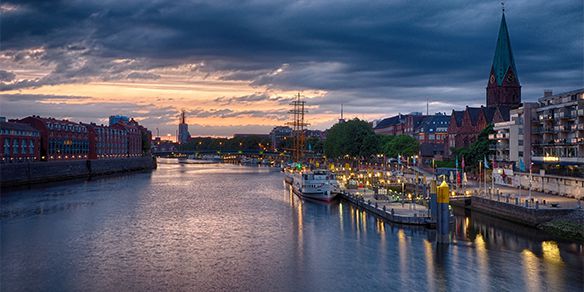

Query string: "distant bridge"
[[153, 149, 283, 157]]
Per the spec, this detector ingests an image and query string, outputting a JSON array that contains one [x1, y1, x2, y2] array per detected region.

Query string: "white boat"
[[288, 169, 340, 202]]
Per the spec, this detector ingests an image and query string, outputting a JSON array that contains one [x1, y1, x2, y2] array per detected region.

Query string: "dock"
[[338, 190, 433, 226]]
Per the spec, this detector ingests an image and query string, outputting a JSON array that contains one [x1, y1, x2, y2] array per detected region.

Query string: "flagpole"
[[528, 163, 532, 200], [479, 160, 483, 197], [491, 161, 494, 197], [483, 159, 487, 197]]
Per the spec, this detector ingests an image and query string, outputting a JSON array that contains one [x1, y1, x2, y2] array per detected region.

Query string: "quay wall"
[[470, 196, 575, 226], [1, 157, 156, 188]]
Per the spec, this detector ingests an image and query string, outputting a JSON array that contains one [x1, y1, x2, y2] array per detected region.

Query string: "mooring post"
[[436, 180, 450, 244], [429, 180, 437, 224]]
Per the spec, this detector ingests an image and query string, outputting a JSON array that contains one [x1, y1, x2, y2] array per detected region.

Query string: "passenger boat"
[[287, 169, 340, 202]]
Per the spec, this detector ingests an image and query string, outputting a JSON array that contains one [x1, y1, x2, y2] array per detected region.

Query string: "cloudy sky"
[[0, 0, 582, 138]]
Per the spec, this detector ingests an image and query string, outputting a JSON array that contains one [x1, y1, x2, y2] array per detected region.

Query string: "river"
[[1, 162, 582, 291]]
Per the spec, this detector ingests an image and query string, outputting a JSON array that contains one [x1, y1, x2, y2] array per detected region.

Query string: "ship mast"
[[287, 93, 309, 162]]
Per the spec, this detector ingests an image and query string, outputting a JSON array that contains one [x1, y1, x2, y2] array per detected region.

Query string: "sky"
[[0, 0, 582, 138]]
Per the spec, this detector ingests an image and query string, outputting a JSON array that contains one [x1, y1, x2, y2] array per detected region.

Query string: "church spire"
[[486, 9, 521, 108], [492, 13, 518, 86]]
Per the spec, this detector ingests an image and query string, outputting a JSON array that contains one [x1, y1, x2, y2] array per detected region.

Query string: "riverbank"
[[0, 157, 157, 188], [540, 210, 584, 242]]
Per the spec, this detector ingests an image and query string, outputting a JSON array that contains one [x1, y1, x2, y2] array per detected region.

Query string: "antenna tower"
[[286, 93, 309, 162]]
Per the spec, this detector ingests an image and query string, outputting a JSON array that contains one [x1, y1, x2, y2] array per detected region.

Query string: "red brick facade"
[[0, 121, 41, 163], [18, 116, 90, 161], [447, 106, 509, 155], [15, 116, 150, 161]]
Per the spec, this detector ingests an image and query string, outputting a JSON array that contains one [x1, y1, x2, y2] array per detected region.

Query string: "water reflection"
[[522, 249, 541, 292], [1, 163, 582, 291]]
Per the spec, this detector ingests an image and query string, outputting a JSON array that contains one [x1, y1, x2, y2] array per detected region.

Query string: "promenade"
[[408, 166, 581, 209]]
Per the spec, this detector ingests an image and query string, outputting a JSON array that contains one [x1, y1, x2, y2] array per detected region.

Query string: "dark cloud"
[[0, 70, 16, 82], [0, 93, 177, 129], [188, 107, 288, 120], [214, 93, 294, 105], [0, 0, 582, 133], [126, 71, 161, 80]]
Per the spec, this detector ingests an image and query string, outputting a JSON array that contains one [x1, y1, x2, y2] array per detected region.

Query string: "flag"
[[519, 159, 525, 172], [461, 157, 465, 170], [463, 172, 468, 184], [455, 156, 459, 169], [449, 171, 454, 183], [483, 156, 490, 169]]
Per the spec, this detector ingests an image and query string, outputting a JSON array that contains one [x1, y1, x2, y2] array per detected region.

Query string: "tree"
[[324, 118, 376, 158], [381, 135, 419, 158], [452, 124, 495, 173]]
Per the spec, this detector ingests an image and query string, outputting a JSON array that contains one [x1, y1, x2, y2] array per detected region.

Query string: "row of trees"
[[324, 118, 419, 159], [323, 118, 495, 176]]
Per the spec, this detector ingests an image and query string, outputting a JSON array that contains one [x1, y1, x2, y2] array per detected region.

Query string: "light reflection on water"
[[1, 162, 583, 291]]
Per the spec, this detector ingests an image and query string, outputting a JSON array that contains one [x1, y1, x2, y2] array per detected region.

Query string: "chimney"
[[544, 89, 553, 97]]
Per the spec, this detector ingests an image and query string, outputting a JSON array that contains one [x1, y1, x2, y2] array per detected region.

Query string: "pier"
[[338, 190, 432, 226]]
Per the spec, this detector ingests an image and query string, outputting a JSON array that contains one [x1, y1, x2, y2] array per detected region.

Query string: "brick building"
[[112, 119, 145, 157], [14, 116, 149, 161], [0, 121, 41, 163], [448, 106, 509, 152], [85, 123, 129, 159], [17, 116, 90, 160]]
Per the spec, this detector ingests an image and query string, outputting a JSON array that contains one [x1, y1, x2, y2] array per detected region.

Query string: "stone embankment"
[[0, 157, 157, 188]]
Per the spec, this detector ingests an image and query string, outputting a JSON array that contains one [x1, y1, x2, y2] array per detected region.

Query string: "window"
[[4, 139, 10, 155], [13, 139, 18, 154], [518, 140, 523, 146], [29, 140, 34, 154], [21, 139, 26, 154]]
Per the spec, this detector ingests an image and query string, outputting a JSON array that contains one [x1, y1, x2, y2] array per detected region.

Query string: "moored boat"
[[287, 169, 340, 202]]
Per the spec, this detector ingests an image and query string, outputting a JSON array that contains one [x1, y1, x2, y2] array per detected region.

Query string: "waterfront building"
[[85, 123, 129, 159], [178, 110, 191, 144], [0, 121, 41, 163], [17, 116, 90, 161], [15, 116, 149, 161], [269, 126, 292, 151], [490, 103, 537, 169], [531, 88, 584, 176], [109, 115, 130, 126], [112, 119, 144, 157]]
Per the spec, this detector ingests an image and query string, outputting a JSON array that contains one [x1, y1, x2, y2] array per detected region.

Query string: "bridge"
[[153, 149, 283, 157]]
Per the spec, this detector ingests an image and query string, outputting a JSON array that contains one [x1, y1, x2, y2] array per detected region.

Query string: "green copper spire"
[[491, 13, 518, 86]]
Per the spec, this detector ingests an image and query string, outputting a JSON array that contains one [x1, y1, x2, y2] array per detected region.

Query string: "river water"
[[1, 162, 582, 291]]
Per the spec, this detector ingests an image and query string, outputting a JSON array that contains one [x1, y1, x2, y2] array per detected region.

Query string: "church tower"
[[486, 12, 521, 108]]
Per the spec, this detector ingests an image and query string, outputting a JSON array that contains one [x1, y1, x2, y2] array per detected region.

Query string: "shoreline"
[[0, 157, 157, 189]]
